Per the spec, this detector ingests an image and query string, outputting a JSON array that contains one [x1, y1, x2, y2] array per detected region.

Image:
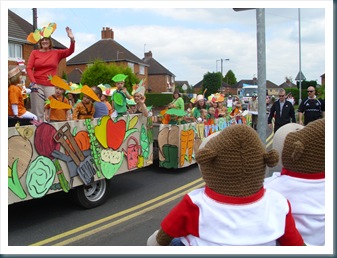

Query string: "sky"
[[5, 1, 332, 87]]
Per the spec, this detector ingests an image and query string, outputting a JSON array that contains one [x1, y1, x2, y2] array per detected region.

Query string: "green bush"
[[145, 93, 173, 107]]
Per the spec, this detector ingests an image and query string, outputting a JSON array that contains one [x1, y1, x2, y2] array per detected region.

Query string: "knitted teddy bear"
[[147, 124, 304, 246], [264, 118, 325, 246]]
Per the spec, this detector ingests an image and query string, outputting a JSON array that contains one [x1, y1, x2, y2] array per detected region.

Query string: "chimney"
[[144, 51, 152, 58], [101, 27, 106, 39], [101, 27, 114, 39]]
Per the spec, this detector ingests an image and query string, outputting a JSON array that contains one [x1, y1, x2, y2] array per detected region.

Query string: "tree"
[[80, 59, 139, 93], [296, 80, 317, 89], [202, 72, 222, 98], [223, 70, 237, 85], [317, 84, 325, 99]]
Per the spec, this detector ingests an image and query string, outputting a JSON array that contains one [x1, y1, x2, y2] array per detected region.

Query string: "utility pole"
[[256, 8, 267, 145], [233, 8, 266, 144], [221, 59, 223, 76], [298, 8, 302, 105]]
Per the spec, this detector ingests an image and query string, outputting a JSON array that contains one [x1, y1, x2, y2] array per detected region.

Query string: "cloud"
[[8, 7, 328, 85]]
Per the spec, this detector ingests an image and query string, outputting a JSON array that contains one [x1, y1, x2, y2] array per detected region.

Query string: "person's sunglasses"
[[307, 90, 314, 93], [278, 95, 284, 97]]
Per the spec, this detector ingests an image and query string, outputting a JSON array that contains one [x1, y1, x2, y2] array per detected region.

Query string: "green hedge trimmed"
[[145, 93, 173, 107], [145, 93, 191, 108]]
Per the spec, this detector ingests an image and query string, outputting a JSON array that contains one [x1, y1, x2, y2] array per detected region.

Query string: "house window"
[[8, 43, 22, 60], [128, 62, 134, 72], [139, 65, 145, 75]]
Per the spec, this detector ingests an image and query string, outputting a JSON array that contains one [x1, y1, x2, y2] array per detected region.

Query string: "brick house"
[[8, 9, 68, 86], [320, 73, 325, 85], [66, 27, 149, 88], [142, 51, 175, 93]]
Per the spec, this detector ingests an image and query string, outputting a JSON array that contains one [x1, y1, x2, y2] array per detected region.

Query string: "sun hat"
[[102, 88, 115, 96], [27, 22, 57, 44], [112, 74, 128, 83], [126, 98, 136, 106], [66, 83, 82, 94], [8, 66, 21, 79], [81, 85, 101, 102], [195, 94, 205, 103]]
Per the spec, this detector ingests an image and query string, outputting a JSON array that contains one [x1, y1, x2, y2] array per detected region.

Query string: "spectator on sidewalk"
[[268, 89, 296, 133]]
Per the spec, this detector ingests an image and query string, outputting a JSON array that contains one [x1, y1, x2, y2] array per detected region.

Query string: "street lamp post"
[[298, 8, 302, 105], [216, 59, 221, 72], [233, 8, 267, 144], [221, 58, 230, 77]]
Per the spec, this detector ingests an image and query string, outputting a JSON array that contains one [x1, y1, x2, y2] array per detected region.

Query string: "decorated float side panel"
[[157, 117, 241, 169], [8, 114, 154, 205]]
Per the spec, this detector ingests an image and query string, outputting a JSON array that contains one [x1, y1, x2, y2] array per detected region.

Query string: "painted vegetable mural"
[[8, 113, 232, 208]]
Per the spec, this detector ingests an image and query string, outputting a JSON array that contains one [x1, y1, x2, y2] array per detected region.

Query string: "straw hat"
[[8, 66, 21, 79], [81, 85, 101, 102]]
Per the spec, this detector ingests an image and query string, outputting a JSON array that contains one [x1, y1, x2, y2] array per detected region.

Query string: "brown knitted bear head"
[[196, 124, 279, 197], [282, 118, 325, 173]]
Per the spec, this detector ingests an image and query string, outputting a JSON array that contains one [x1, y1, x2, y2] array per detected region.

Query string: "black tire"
[[71, 178, 112, 209]]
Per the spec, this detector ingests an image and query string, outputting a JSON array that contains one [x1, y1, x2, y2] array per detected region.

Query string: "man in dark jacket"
[[268, 89, 296, 133]]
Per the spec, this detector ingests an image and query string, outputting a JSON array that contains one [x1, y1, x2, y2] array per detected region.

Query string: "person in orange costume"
[[44, 76, 72, 122], [72, 85, 100, 121], [8, 65, 37, 120]]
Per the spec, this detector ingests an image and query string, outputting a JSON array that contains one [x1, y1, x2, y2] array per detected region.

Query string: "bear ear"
[[291, 141, 304, 161], [263, 149, 279, 167], [195, 147, 217, 165]]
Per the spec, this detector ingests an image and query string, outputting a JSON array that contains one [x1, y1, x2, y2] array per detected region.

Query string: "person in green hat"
[[111, 73, 132, 116]]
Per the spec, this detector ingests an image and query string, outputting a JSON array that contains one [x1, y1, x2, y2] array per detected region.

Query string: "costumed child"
[[8, 65, 37, 120], [147, 124, 304, 246], [111, 73, 132, 117], [72, 85, 100, 121], [66, 83, 82, 118], [230, 99, 246, 124], [126, 98, 137, 114], [44, 75, 72, 122], [101, 88, 113, 116], [264, 118, 325, 246]]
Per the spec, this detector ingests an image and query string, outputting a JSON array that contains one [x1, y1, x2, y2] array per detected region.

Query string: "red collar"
[[281, 167, 325, 179], [205, 186, 265, 205]]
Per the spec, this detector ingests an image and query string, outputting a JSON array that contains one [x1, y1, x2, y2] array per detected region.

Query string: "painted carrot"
[[180, 130, 189, 167], [187, 128, 194, 163]]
